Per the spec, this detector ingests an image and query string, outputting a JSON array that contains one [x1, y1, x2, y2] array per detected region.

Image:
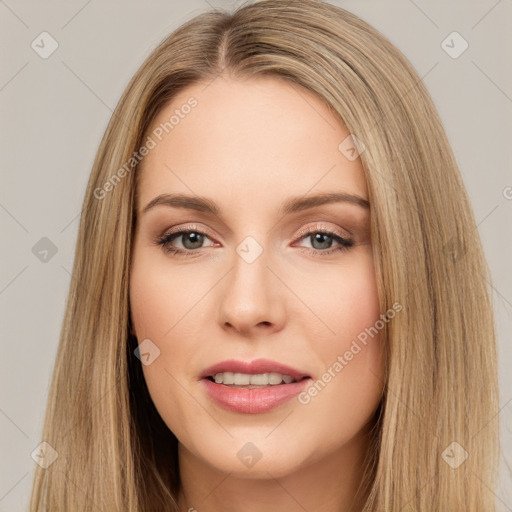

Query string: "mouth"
[[199, 358, 311, 384], [205, 372, 310, 388], [199, 359, 312, 414]]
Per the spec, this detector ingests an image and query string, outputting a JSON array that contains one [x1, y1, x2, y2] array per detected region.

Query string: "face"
[[129, 75, 385, 479]]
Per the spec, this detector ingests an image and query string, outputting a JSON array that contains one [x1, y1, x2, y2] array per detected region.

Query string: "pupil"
[[183, 232, 203, 249], [180, 233, 334, 251], [312, 233, 332, 250]]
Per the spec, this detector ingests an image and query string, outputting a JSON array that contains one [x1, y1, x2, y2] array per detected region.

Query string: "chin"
[[189, 434, 317, 479]]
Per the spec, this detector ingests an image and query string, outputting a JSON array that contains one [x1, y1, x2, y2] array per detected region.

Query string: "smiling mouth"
[[206, 372, 310, 388]]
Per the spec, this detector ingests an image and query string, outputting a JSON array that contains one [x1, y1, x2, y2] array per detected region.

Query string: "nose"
[[217, 245, 285, 337]]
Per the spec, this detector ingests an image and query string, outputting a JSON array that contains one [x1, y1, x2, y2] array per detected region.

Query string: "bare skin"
[[130, 74, 385, 512]]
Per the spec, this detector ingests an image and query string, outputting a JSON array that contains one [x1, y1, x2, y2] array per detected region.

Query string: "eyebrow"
[[141, 192, 370, 217]]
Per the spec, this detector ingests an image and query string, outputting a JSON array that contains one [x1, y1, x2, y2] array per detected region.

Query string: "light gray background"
[[1, 0, 511, 510]]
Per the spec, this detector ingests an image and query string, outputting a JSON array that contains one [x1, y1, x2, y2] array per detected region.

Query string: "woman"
[[29, 0, 499, 510]]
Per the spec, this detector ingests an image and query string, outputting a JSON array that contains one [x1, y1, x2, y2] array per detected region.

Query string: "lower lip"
[[201, 377, 312, 414]]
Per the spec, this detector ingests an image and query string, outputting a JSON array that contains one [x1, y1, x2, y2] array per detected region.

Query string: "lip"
[[199, 358, 310, 381], [201, 378, 311, 414], [199, 358, 312, 414]]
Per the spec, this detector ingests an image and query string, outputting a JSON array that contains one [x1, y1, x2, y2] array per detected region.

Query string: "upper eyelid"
[[294, 221, 352, 240], [162, 222, 351, 244]]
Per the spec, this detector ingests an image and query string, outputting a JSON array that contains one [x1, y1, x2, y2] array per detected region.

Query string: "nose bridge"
[[230, 234, 272, 305], [218, 233, 282, 332]]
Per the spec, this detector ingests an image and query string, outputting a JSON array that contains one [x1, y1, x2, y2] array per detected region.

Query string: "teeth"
[[212, 372, 298, 386]]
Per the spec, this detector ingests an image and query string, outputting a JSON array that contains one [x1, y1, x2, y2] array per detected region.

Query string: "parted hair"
[[30, 1, 499, 510]]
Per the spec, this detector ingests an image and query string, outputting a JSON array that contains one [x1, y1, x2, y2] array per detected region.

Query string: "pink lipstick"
[[200, 358, 312, 414]]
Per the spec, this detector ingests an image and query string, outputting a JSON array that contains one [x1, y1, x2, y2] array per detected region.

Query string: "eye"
[[154, 224, 355, 257], [293, 227, 354, 256], [155, 225, 216, 255]]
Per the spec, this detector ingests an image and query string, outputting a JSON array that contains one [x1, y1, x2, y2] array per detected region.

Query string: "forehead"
[[136, 75, 368, 217]]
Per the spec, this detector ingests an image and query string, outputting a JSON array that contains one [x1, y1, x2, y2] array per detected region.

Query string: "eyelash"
[[154, 224, 354, 258]]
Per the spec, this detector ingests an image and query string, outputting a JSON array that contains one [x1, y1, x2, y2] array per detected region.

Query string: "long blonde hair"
[[30, 0, 499, 510]]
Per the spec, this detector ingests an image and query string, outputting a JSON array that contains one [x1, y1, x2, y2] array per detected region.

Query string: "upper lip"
[[200, 358, 311, 381]]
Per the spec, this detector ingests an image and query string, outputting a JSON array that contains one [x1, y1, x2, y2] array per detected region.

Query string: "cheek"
[[298, 249, 381, 349], [330, 259, 381, 343], [129, 248, 203, 339], [298, 251, 384, 424], [129, 251, 208, 437], [331, 253, 383, 373]]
